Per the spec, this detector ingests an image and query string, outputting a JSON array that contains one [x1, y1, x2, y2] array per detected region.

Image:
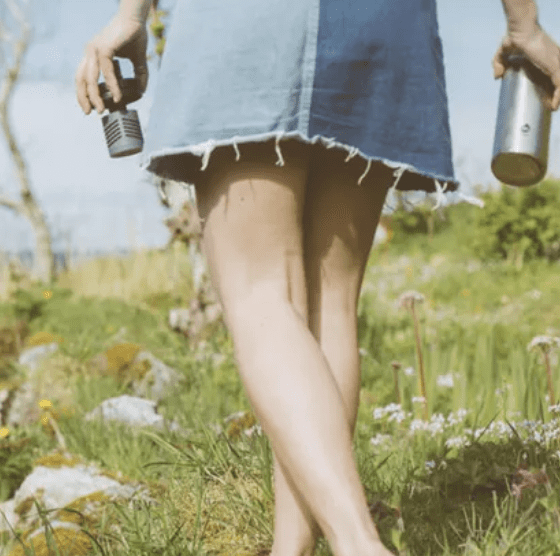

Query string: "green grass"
[[1, 222, 560, 555]]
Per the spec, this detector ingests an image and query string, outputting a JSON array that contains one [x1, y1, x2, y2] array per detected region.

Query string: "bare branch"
[[0, 0, 32, 197], [0, 194, 23, 214]]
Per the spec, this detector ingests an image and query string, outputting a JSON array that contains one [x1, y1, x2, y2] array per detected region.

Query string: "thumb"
[[493, 35, 514, 80]]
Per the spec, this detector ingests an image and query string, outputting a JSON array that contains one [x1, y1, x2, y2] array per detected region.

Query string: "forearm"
[[500, 0, 539, 35], [116, 0, 152, 24]]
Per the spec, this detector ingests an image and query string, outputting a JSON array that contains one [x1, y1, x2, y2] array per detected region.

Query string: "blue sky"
[[2, 0, 560, 255]]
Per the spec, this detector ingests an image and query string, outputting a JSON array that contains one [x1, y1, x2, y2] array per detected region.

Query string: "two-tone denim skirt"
[[140, 0, 458, 195]]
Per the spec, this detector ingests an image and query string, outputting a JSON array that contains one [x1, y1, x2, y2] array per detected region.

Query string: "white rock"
[[84, 394, 185, 434], [18, 343, 59, 373]]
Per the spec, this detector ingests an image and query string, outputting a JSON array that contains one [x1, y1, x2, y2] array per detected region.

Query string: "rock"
[[18, 343, 59, 375], [0, 452, 160, 549], [84, 394, 187, 435], [130, 351, 184, 403]]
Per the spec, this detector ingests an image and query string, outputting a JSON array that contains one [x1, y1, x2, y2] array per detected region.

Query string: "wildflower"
[[404, 366, 415, 376], [527, 335, 560, 352], [0, 427, 9, 438], [436, 373, 454, 388], [549, 404, 560, 414], [425, 460, 436, 471], [370, 434, 392, 447], [410, 419, 428, 433], [528, 335, 560, 406], [398, 290, 425, 311], [445, 436, 467, 449], [399, 290, 428, 420], [412, 396, 426, 404], [388, 410, 407, 424], [38, 399, 52, 410], [372, 403, 402, 421], [43, 290, 52, 299]]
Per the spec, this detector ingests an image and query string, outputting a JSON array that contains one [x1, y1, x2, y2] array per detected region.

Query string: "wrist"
[[504, 0, 539, 36], [116, 0, 151, 25]]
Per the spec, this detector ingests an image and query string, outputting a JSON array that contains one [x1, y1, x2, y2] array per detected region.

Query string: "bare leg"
[[269, 147, 394, 556], [193, 140, 392, 556]]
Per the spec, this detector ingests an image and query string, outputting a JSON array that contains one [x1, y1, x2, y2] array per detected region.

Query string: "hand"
[[493, 25, 560, 111], [76, 15, 149, 115]]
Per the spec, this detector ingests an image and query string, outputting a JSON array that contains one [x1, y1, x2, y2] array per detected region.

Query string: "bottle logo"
[[521, 123, 531, 134]]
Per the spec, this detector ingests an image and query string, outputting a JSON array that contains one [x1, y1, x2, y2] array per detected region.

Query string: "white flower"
[[404, 366, 415, 376], [412, 396, 426, 404], [528, 335, 560, 352], [370, 434, 392, 447], [410, 419, 428, 433], [445, 436, 467, 449], [373, 407, 386, 420], [436, 373, 454, 388], [388, 410, 407, 424], [399, 290, 425, 310], [549, 404, 560, 414]]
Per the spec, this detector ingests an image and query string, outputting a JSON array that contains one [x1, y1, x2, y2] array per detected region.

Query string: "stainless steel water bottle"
[[491, 51, 554, 186]]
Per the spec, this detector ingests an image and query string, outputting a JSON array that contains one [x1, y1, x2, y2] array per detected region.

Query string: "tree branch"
[[0, 0, 32, 197], [0, 194, 23, 214]]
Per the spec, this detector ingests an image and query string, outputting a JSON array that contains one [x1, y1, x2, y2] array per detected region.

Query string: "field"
[[1, 190, 560, 555]]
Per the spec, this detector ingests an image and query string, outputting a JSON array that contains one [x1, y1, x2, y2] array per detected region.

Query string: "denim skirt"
[[140, 0, 458, 195]]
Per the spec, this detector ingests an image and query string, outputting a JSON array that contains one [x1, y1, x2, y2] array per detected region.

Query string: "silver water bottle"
[[491, 52, 554, 186]]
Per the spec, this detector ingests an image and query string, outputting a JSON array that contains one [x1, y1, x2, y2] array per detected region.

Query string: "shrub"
[[472, 179, 560, 263]]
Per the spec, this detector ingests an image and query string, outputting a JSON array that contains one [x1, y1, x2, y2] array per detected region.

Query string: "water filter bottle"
[[98, 59, 144, 158], [491, 51, 554, 186]]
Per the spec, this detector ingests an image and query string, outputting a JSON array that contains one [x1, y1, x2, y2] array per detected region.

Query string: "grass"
[[1, 222, 560, 555]]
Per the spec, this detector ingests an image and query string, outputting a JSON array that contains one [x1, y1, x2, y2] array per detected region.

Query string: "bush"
[[472, 179, 560, 263], [389, 201, 450, 239]]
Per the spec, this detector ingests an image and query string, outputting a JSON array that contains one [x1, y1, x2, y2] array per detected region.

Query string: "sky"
[[2, 0, 560, 256]]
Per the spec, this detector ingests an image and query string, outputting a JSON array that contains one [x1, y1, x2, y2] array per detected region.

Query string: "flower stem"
[[411, 301, 428, 420], [544, 349, 556, 409]]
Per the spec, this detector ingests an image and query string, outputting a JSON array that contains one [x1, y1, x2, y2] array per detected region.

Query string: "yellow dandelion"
[[41, 414, 50, 425], [0, 427, 9, 438], [43, 290, 52, 299], [38, 399, 52, 410]]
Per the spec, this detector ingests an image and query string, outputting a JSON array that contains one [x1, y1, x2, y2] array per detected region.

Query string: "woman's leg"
[[269, 147, 394, 556], [193, 139, 391, 556]]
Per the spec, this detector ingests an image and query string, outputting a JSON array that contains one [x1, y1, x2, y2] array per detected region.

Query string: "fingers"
[[85, 44, 104, 114], [75, 58, 92, 115], [99, 55, 122, 103]]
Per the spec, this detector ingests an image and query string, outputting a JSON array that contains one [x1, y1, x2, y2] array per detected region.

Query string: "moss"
[[7, 526, 92, 556], [14, 495, 39, 519], [226, 411, 257, 440], [57, 490, 114, 529], [32, 452, 84, 469], [104, 343, 142, 373], [24, 332, 64, 348]]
